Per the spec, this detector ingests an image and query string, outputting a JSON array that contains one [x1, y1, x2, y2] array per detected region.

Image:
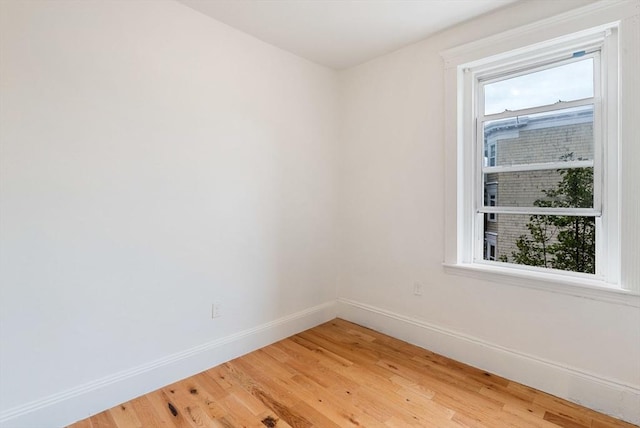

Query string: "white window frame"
[[440, 1, 640, 306], [466, 31, 615, 279]]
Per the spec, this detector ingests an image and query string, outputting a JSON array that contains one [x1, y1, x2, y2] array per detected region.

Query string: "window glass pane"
[[483, 105, 593, 167], [482, 214, 595, 274], [483, 167, 593, 209], [484, 58, 593, 115]]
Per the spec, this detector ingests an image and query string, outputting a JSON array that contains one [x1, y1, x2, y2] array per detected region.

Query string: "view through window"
[[478, 56, 598, 274]]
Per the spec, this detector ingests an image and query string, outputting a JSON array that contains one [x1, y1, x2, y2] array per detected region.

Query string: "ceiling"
[[177, 0, 519, 70]]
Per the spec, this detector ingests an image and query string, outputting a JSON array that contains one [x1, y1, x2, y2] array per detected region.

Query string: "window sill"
[[443, 263, 640, 307]]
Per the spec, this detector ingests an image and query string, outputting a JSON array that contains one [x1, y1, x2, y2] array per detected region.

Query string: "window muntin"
[[475, 51, 600, 276]]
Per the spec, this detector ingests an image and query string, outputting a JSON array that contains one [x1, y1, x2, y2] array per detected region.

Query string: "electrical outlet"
[[211, 303, 221, 318], [413, 282, 423, 296]]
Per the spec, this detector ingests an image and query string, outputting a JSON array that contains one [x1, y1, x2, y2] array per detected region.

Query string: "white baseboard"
[[0, 301, 337, 428], [336, 298, 640, 425]]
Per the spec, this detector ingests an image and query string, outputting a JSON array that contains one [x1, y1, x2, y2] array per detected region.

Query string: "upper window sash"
[[465, 33, 607, 89], [477, 52, 599, 119], [474, 49, 602, 218]]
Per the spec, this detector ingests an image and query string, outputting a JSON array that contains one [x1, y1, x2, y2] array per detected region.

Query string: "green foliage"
[[509, 154, 595, 274]]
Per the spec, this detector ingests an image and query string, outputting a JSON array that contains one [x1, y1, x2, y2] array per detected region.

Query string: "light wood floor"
[[68, 319, 637, 428]]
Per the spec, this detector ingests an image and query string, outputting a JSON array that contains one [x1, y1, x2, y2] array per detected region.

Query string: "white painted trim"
[[336, 298, 640, 425], [443, 263, 640, 307], [0, 301, 337, 428]]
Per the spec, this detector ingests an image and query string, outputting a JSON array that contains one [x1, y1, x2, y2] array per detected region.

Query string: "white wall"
[[336, 0, 640, 424], [0, 0, 337, 426]]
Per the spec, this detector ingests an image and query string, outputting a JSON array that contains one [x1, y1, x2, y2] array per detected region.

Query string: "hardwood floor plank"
[[388, 373, 436, 399], [479, 383, 535, 408], [224, 360, 300, 411], [67, 319, 638, 428], [290, 400, 342, 427], [159, 383, 219, 428], [288, 372, 383, 427], [501, 404, 557, 427], [145, 389, 192, 428], [128, 396, 170, 427], [542, 411, 589, 428], [67, 418, 94, 428], [222, 360, 313, 428], [185, 376, 231, 420], [219, 393, 265, 427], [289, 334, 354, 369], [192, 372, 229, 401], [534, 394, 599, 427], [107, 401, 142, 428], [255, 410, 294, 428], [89, 411, 119, 428]]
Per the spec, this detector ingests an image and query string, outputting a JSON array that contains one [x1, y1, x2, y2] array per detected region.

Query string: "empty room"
[[0, 0, 639, 427]]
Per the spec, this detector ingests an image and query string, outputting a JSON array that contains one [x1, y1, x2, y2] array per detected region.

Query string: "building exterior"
[[483, 106, 594, 263]]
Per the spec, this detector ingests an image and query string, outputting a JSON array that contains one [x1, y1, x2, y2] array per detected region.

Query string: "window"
[[442, 22, 623, 290], [478, 55, 598, 274], [485, 141, 497, 167], [485, 233, 497, 261], [485, 182, 497, 222]]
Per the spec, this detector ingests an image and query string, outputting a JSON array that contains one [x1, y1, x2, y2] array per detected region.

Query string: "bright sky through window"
[[484, 58, 594, 115]]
